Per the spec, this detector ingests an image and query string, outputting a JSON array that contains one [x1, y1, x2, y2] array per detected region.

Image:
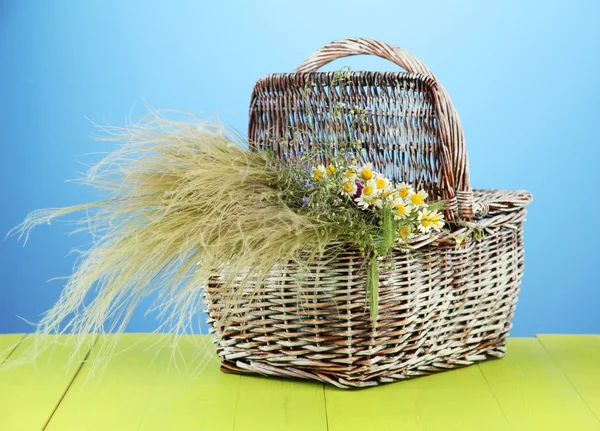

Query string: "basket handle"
[[295, 38, 473, 221]]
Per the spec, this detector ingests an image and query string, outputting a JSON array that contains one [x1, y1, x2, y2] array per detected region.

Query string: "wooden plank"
[[46, 334, 240, 431], [50, 334, 326, 430], [326, 381, 422, 431], [537, 334, 600, 421], [233, 375, 327, 431], [325, 363, 510, 431], [0, 334, 94, 431], [137, 335, 239, 431], [0, 334, 26, 363], [478, 337, 600, 430]]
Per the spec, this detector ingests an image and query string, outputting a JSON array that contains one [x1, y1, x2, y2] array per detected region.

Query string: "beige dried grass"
[[7, 110, 344, 371]]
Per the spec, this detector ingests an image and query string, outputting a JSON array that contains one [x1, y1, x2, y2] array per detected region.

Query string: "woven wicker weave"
[[206, 38, 532, 388]]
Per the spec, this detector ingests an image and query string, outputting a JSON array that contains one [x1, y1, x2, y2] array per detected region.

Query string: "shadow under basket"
[[206, 189, 532, 388]]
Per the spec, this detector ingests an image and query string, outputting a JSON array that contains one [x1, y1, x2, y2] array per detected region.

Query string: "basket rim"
[[253, 71, 437, 89]]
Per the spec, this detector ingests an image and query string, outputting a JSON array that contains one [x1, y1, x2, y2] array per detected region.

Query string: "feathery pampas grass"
[[7, 111, 345, 372]]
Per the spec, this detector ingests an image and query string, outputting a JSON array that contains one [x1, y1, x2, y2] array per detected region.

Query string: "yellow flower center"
[[326, 165, 336, 176], [345, 170, 355, 179], [398, 188, 409, 198], [313, 170, 323, 181], [343, 181, 354, 193], [395, 204, 406, 215], [399, 227, 409, 238], [420, 215, 431, 227], [363, 185, 373, 196], [361, 169, 373, 181], [376, 178, 386, 189], [382, 191, 391, 198], [411, 194, 424, 205]]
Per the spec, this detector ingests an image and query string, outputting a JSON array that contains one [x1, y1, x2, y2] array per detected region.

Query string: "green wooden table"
[[1, 334, 599, 431]]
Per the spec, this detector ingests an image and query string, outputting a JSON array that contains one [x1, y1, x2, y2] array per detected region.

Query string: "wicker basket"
[[206, 38, 532, 388]]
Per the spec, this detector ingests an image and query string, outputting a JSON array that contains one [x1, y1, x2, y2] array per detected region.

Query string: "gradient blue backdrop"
[[1, 0, 598, 336]]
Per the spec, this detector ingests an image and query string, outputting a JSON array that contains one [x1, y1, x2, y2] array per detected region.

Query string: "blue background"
[[1, 0, 598, 336]]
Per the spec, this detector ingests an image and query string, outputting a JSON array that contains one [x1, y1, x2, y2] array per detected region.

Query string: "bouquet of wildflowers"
[[266, 71, 448, 320], [267, 68, 445, 320], [272, 125, 446, 320], [274, 70, 446, 256], [310, 161, 445, 241]]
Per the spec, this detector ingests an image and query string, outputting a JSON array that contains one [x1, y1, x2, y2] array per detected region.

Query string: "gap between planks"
[[41, 335, 99, 431], [0, 333, 28, 367]]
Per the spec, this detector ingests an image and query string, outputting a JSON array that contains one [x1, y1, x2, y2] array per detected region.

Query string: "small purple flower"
[[345, 151, 353, 160], [302, 196, 309, 208], [305, 179, 313, 189], [353, 180, 363, 199]]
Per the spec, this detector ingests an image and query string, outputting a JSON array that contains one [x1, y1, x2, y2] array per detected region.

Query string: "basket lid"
[[248, 38, 472, 221]]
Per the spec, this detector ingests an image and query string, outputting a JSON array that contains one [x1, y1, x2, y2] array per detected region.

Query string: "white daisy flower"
[[392, 198, 413, 220], [355, 180, 378, 208], [357, 163, 375, 182], [396, 182, 414, 199], [417, 208, 435, 234], [380, 189, 396, 207], [429, 209, 445, 232], [312, 164, 327, 181], [344, 167, 357, 181], [341, 179, 358, 196], [370, 197, 385, 209], [398, 225, 414, 241], [409, 189, 428, 208], [374, 173, 390, 191]]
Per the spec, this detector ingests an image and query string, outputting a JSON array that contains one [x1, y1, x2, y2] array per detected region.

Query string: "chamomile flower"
[[374, 173, 390, 191], [312, 164, 327, 181], [398, 225, 414, 241], [344, 167, 357, 181], [429, 210, 445, 232], [409, 189, 428, 208], [355, 180, 377, 208], [370, 196, 384, 209], [380, 189, 396, 206], [417, 208, 435, 234], [396, 182, 413, 199], [325, 164, 336, 176], [357, 163, 374, 181], [393, 199, 412, 219], [341, 179, 358, 196]]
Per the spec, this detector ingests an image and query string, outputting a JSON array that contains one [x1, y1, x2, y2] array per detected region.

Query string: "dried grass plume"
[[7, 110, 343, 370]]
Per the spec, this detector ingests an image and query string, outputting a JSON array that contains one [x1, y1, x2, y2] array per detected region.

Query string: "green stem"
[[366, 251, 379, 325], [381, 207, 394, 252]]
